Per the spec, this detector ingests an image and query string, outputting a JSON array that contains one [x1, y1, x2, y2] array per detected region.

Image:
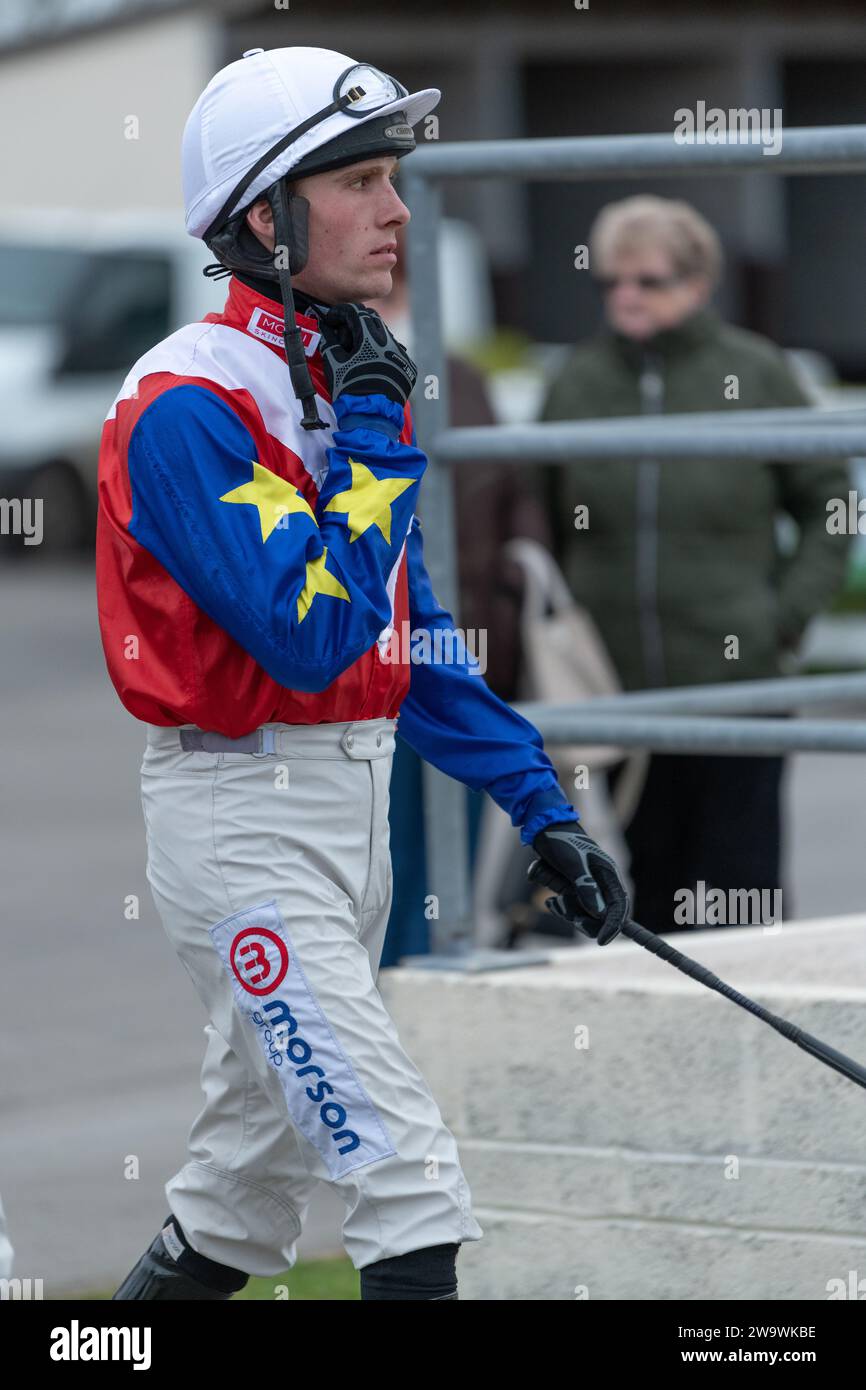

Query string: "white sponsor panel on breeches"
[[209, 900, 397, 1179], [139, 716, 483, 1273]]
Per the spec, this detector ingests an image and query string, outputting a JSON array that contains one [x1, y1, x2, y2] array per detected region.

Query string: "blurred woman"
[[538, 195, 850, 933]]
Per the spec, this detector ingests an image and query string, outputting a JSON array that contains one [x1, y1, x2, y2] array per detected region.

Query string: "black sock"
[[161, 1215, 249, 1294], [360, 1243, 459, 1300]]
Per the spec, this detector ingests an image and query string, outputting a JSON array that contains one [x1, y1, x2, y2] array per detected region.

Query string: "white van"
[[0, 210, 223, 551]]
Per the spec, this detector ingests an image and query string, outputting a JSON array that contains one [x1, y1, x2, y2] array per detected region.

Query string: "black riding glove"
[[527, 821, 630, 946], [318, 302, 418, 408]]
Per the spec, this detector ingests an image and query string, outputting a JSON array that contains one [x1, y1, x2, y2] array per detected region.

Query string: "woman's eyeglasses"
[[593, 272, 684, 292]]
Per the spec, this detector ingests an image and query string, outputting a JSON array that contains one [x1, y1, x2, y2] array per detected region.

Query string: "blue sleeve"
[[127, 385, 425, 692], [395, 512, 580, 845]]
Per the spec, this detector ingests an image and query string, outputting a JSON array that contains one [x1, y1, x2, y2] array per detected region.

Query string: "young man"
[[96, 46, 630, 1302]]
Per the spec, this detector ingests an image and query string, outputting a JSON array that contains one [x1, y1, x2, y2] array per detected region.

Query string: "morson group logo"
[[252, 998, 360, 1156], [227, 922, 361, 1158], [211, 902, 394, 1176], [230, 924, 289, 995], [247, 306, 321, 357]]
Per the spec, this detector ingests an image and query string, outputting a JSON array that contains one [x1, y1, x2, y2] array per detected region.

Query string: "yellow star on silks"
[[220, 461, 316, 543], [322, 458, 414, 544], [297, 548, 350, 624]]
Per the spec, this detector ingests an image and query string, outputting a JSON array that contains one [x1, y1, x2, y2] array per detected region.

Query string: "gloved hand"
[[318, 302, 418, 407], [527, 821, 630, 945]]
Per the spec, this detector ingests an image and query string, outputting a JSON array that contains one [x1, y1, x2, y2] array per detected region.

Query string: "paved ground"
[[1, 559, 865, 1294], [0, 561, 347, 1295]]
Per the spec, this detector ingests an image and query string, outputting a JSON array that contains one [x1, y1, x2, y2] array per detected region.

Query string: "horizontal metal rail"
[[436, 417, 866, 462], [517, 672, 866, 718], [528, 713, 866, 755], [544, 406, 866, 427], [408, 125, 866, 181]]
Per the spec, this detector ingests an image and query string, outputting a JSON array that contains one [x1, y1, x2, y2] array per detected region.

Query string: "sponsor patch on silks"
[[209, 900, 396, 1179], [247, 306, 321, 357]]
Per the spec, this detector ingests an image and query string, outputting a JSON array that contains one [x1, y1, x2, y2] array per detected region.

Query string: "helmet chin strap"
[[269, 179, 327, 431]]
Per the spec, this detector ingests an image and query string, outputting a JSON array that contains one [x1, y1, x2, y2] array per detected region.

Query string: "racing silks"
[[96, 275, 577, 843]]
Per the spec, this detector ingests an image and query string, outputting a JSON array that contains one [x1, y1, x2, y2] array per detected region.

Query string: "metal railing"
[[400, 125, 866, 957]]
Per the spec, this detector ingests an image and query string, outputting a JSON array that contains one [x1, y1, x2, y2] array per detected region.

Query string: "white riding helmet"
[[183, 46, 439, 240], [181, 46, 441, 429]]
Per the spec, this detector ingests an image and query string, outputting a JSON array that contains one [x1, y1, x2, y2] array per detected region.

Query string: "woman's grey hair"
[[589, 195, 723, 286]]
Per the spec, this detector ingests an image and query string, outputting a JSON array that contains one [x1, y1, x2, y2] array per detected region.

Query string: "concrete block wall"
[[380, 917, 866, 1300]]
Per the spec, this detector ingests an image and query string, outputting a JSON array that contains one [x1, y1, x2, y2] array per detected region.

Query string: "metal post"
[[402, 169, 474, 956]]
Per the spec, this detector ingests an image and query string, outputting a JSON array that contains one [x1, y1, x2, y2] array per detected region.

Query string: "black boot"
[[112, 1216, 249, 1301], [360, 1243, 460, 1300]]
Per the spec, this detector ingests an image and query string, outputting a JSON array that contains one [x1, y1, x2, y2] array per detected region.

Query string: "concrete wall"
[[0, 10, 219, 215], [381, 916, 866, 1300]]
